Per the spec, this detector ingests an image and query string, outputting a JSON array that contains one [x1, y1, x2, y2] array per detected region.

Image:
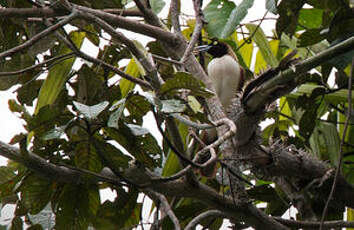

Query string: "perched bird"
[[195, 41, 244, 178], [197, 41, 244, 110]]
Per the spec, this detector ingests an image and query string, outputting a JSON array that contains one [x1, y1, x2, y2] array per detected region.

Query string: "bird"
[[195, 40, 245, 178], [197, 41, 244, 110]]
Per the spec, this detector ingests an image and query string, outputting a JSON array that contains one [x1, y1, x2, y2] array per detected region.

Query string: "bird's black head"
[[196, 41, 228, 58]]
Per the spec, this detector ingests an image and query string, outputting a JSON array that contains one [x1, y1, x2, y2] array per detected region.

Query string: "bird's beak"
[[194, 45, 212, 54]]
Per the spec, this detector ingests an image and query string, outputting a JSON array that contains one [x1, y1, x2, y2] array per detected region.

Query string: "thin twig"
[[152, 54, 182, 65], [75, 8, 154, 73], [180, 0, 204, 64], [0, 10, 78, 60], [0, 53, 74, 77], [43, 16, 152, 90], [145, 190, 181, 230], [236, 10, 269, 52], [320, 57, 354, 229], [170, 0, 181, 33], [185, 210, 227, 230], [170, 114, 213, 130]]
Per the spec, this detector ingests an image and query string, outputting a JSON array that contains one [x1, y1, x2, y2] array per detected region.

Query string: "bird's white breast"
[[207, 55, 241, 109]]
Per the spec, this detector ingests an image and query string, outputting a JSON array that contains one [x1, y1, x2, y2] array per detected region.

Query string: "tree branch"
[[0, 52, 74, 77], [0, 10, 77, 60], [0, 140, 121, 185], [180, 0, 204, 64], [244, 36, 354, 114], [185, 210, 228, 230], [0, 7, 142, 17], [170, 0, 181, 33], [145, 190, 181, 230], [274, 217, 354, 229]]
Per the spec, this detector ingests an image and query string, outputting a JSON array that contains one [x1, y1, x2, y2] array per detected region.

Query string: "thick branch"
[[73, 5, 178, 44], [274, 217, 354, 229], [0, 140, 287, 229], [0, 6, 177, 43], [0, 141, 120, 185], [0, 7, 142, 17], [185, 210, 228, 230], [245, 36, 354, 113]]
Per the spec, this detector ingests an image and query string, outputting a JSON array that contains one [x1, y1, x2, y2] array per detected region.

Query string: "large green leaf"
[[297, 8, 323, 29], [94, 188, 140, 229], [28, 204, 55, 229], [119, 59, 141, 98], [35, 32, 85, 114], [204, 0, 236, 38], [297, 28, 326, 47], [55, 184, 100, 230], [289, 84, 354, 104], [246, 24, 278, 68], [73, 101, 109, 121], [92, 137, 131, 173], [74, 142, 103, 173], [105, 125, 162, 169], [236, 38, 254, 68], [309, 122, 340, 165], [160, 72, 214, 98], [20, 174, 53, 215], [265, 0, 278, 14], [150, 0, 166, 14], [108, 98, 126, 128], [347, 208, 354, 230], [220, 0, 254, 38], [276, 0, 305, 36]]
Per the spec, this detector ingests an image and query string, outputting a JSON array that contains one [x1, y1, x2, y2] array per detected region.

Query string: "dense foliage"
[[0, 0, 353, 229]]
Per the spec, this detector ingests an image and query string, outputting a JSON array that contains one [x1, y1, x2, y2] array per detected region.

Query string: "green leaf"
[[276, 0, 305, 36], [220, 0, 254, 38], [41, 125, 67, 141], [246, 24, 278, 67], [237, 38, 254, 68], [347, 208, 354, 230], [160, 72, 214, 98], [27, 224, 43, 230], [92, 137, 132, 173], [55, 184, 99, 230], [289, 84, 354, 104], [161, 123, 188, 176], [160, 99, 186, 113], [0, 166, 16, 184], [73, 101, 109, 121], [108, 99, 126, 128], [120, 59, 141, 98], [28, 204, 55, 230], [127, 124, 150, 136], [150, 0, 166, 14], [298, 28, 326, 47], [204, 0, 236, 38], [10, 216, 23, 230], [94, 188, 140, 229], [265, 0, 278, 14], [74, 142, 103, 173], [298, 8, 323, 29], [310, 123, 340, 165], [35, 32, 85, 114], [20, 174, 53, 215], [105, 126, 162, 169]]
